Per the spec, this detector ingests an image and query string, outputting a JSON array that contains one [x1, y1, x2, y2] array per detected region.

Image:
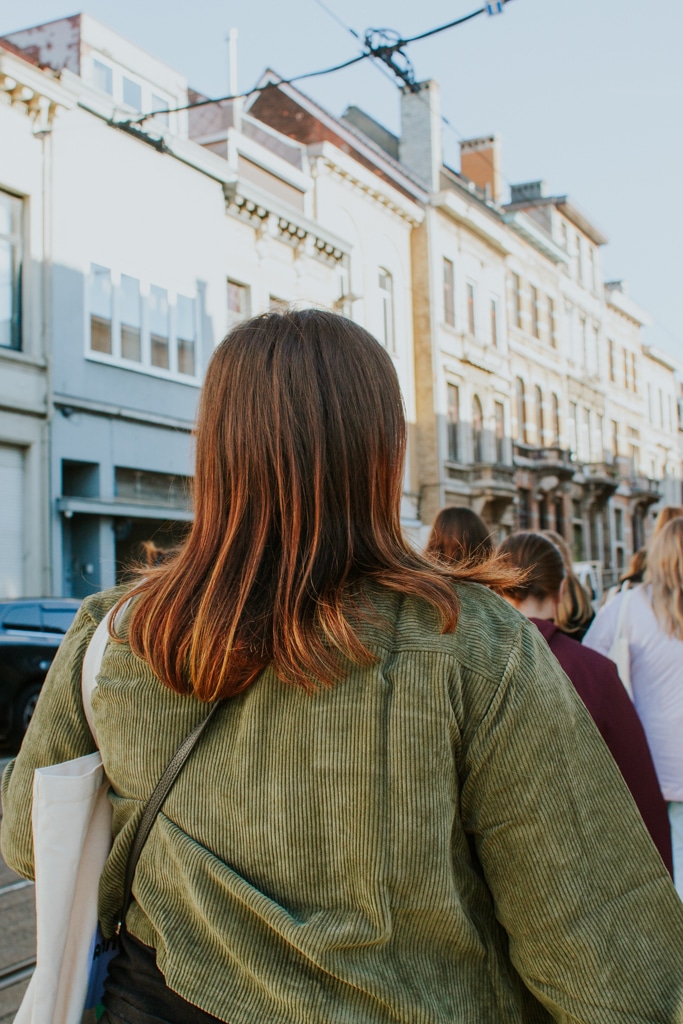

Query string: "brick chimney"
[[460, 135, 502, 202], [399, 81, 442, 192]]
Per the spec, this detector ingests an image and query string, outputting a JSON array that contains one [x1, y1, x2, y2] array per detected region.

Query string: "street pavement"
[[0, 753, 35, 1022]]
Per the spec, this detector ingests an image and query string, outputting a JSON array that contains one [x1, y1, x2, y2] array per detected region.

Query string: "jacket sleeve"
[[0, 598, 101, 878], [594, 657, 673, 875], [582, 594, 621, 657], [459, 618, 683, 1023]]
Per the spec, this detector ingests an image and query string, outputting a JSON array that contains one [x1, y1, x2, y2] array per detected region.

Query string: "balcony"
[[629, 476, 661, 505], [583, 461, 620, 502], [513, 443, 575, 483], [445, 461, 516, 499]]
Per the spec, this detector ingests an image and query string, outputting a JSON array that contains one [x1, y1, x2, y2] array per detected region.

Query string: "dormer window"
[[92, 59, 113, 95], [123, 77, 142, 112]]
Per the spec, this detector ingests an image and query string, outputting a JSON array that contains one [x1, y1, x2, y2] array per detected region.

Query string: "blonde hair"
[[653, 505, 683, 539], [649, 517, 683, 639]]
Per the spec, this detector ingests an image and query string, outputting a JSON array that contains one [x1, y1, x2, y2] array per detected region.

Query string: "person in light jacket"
[[3, 310, 683, 1024], [584, 516, 683, 898]]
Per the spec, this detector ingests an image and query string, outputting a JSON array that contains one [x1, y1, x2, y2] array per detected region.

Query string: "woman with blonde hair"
[[3, 310, 683, 1023], [585, 516, 683, 897], [541, 529, 595, 640], [653, 504, 683, 538]]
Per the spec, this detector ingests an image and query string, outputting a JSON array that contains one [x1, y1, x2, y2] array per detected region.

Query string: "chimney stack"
[[460, 135, 502, 202], [399, 81, 442, 192]]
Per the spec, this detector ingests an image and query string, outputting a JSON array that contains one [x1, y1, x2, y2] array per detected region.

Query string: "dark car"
[[0, 599, 81, 744]]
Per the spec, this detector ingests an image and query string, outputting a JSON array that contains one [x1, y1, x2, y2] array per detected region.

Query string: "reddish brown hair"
[[427, 507, 494, 565], [496, 532, 565, 601], [114, 310, 518, 700]]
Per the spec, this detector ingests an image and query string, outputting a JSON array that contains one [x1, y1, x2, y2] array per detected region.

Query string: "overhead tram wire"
[[311, 0, 518, 192], [122, 1, 516, 127]]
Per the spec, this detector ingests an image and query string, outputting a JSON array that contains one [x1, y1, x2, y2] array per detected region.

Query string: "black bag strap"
[[117, 699, 223, 934]]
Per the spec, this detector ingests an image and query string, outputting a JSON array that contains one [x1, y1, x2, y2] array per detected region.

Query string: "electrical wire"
[[125, 1, 516, 125], [310, 0, 517, 193]]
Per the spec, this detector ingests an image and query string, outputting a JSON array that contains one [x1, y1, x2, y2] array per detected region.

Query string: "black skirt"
[[101, 928, 227, 1024]]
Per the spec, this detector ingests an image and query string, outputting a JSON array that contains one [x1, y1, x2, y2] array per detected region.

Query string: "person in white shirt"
[[584, 517, 683, 898]]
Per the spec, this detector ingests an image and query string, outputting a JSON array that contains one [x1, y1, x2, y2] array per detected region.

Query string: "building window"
[[569, 401, 578, 457], [379, 269, 395, 352], [560, 221, 568, 250], [551, 393, 560, 445], [466, 282, 476, 336], [597, 414, 604, 462], [152, 94, 169, 127], [227, 280, 250, 328], [269, 295, 288, 313], [120, 274, 141, 362], [0, 191, 22, 350], [611, 419, 619, 461], [149, 285, 170, 369], [494, 401, 505, 463], [534, 385, 544, 447], [89, 264, 112, 354], [623, 348, 629, 390], [530, 285, 540, 338], [518, 489, 531, 530], [123, 76, 142, 111], [515, 377, 527, 443], [443, 258, 455, 327], [575, 234, 583, 284], [614, 506, 624, 543], [589, 247, 598, 293], [608, 339, 616, 382], [511, 272, 522, 328], [631, 352, 638, 393], [580, 317, 588, 368], [92, 58, 113, 95], [547, 296, 556, 347], [472, 395, 484, 463], [447, 383, 459, 462], [176, 295, 196, 376], [490, 298, 498, 347]]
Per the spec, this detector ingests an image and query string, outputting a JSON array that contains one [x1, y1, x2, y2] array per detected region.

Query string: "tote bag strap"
[[612, 588, 633, 648], [117, 699, 223, 934], [81, 599, 133, 745]]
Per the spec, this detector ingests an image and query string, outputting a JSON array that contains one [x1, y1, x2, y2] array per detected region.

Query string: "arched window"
[[472, 395, 484, 463], [378, 269, 395, 352], [534, 385, 544, 447], [515, 377, 527, 443], [552, 393, 561, 445]]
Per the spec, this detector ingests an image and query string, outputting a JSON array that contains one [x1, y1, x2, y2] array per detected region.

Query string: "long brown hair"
[[427, 507, 494, 565], [540, 529, 594, 636], [649, 517, 683, 639], [496, 532, 565, 601], [114, 310, 517, 699]]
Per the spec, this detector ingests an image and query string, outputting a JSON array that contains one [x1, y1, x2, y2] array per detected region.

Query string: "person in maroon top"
[[496, 531, 673, 875]]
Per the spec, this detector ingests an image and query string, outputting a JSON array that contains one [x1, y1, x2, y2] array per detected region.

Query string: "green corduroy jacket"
[[3, 582, 683, 1023]]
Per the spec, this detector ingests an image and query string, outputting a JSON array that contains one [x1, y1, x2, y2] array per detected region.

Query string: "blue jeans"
[[669, 802, 683, 901]]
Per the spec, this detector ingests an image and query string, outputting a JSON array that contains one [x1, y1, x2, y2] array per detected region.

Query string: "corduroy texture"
[[3, 582, 683, 1024]]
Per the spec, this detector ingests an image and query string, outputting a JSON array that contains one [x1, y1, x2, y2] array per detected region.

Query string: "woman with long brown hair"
[[426, 506, 493, 565], [540, 529, 595, 640], [3, 311, 683, 1023]]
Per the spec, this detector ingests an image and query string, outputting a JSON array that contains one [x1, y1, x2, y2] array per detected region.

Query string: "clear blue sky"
[[3, 0, 682, 363]]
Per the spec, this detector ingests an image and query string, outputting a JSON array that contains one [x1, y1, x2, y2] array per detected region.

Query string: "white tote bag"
[[608, 589, 635, 702], [15, 605, 121, 1024]]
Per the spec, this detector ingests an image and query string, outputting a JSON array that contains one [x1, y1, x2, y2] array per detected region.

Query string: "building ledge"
[[56, 496, 193, 521]]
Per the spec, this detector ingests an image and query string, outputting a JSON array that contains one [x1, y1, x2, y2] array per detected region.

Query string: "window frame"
[[443, 257, 455, 327], [86, 263, 201, 383], [0, 189, 24, 352], [378, 268, 396, 354], [446, 382, 460, 462]]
